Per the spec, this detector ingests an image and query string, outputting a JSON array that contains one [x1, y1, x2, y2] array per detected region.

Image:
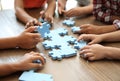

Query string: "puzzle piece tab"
[[49, 47, 77, 60], [37, 22, 51, 38], [71, 26, 81, 33], [19, 70, 53, 81], [62, 19, 75, 27], [74, 40, 87, 50]]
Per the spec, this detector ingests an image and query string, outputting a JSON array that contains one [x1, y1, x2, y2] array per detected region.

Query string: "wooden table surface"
[[0, 1, 120, 81]]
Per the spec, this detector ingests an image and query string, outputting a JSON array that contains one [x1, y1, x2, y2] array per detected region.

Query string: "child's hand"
[[17, 27, 42, 49], [78, 24, 116, 34], [25, 18, 42, 28], [39, 11, 53, 23], [17, 51, 46, 71], [64, 7, 84, 17], [80, 44, 108, 61], [78, 34, 103, 45]]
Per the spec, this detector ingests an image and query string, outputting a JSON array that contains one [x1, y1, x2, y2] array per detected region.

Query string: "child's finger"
[[30, 63, 43, 69], [80, 49, 91, 55], [32, 55, 46, 65], [61, 9, 66, 13], [80, 45, 90, 51], [25, 26, 36, 33], [50, 16, 54, 23], [33, 18, 42, 26], [88, 56, 95, 61], [80, 24, 90, 28], [84, 53, 93, 59], [88, 40, 96, 45], [77, 34, 86, 41], [58, 7, 62, 14], [32, 33, 41, 39], [40, 11, 45, 18]]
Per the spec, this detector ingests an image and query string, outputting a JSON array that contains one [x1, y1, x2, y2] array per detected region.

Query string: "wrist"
[[99, 34, 105, 42], [104, 47, 112, 59], [82, 5, 92, 14], [12, 62, 23, 71], [14, 36, 21, 48]]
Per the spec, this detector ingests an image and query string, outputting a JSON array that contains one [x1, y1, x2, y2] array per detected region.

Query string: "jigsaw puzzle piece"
[[62, 19, 75, 27], [38, 18, 45, 23], [74, 40, 87, 50], [55, 28, 68, 36], [49, 49, 63, 60], [63, 36, 77, 44], [37, 22, 51, 38], [48, 45, 77, 60], [71, 26, 81, 33], [60, 45, 77, 57], [42, 40, 61, 50], [19, 70, 53, 81]]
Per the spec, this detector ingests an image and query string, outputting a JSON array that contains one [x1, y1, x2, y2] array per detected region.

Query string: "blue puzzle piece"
[[19, 54, 48, 81], [60, 45, 77, 57], [37, 22, 51, 38], [19, 70, 53, 81], [74, 40, 87, 50], [41, 28, 78, 60], [56, 28, 68, 36], [49, 47, 77, 60], [63, 36, 77, 44], [71, 26, 81, 33], [62, 19, 75, 27], [42, 40, 61, 50], [49, 49, 63, 60]]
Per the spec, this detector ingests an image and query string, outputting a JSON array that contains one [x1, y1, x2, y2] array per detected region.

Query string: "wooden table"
[[0, 1, 120, 81]]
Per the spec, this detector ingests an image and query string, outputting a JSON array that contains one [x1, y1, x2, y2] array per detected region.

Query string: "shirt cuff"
[[113, 19, 120, 30]]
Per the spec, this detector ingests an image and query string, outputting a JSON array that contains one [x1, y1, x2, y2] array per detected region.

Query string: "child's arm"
[[58, 0, 67, 15], [15, 0, 34, 24], [78, 30, 120, 45], [46, 0, 56, 17], [0, 37, 19, 49], [100, 30, 120, 42], [15, 0, 41, 27], [0, 52, 45, 76], [80, 44, 120, 61], [64, 4, 93, 17], [41, 0, 56, 23], [0, 27, 42, 49], [78, 24, 116, 34]]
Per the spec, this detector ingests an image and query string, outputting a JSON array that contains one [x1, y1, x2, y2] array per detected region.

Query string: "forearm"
[[81, 4, 93, 15], [0, 63, 20, 76], [46, 0, 56, 16], [58, 0, 67, 9], [15, 8, 34, 24], [101, 30, 120, 42], [105, 47, 120, 59], [0, 37, 19, 49]]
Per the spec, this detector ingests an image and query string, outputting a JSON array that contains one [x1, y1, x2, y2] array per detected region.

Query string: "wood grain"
[[0, 0, 120, 81]]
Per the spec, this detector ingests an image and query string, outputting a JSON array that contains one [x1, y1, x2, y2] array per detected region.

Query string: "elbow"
[[15, 7, 20, 17]]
